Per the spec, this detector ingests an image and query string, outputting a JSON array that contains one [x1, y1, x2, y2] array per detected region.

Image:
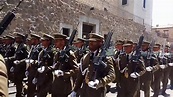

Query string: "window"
[[122, 0, 127, 5], [82, 23, 96, 39], [143, 0, 146, 8], [163, 30, 169, 38], [62, 28, 70, 37]]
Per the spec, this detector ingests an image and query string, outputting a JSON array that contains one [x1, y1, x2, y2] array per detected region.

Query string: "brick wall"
[[0, 0, 150, 42]]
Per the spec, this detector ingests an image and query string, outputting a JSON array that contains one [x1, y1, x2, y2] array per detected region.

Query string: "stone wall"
[[0, 0, 150, 42]]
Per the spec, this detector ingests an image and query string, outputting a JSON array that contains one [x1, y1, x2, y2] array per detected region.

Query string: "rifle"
[[131, 35, 144, 62], [92, 32, 113, 80], [59, 29, 77, 62], [147, 40, 155, 60], [0, 0, 24, 35]]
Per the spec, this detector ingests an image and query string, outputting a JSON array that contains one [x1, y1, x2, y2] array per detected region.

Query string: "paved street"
[[9, 81, 173, 97]]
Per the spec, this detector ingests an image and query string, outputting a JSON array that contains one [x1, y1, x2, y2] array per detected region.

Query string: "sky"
[[152, 0, 173, 26]]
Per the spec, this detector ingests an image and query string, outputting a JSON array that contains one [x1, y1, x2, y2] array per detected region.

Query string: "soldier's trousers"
[[117, 76, 139, 97], [137, 72, 153, 97], [169, 67, 173, 88], [151, 69, 162, 97], [161, 67, 171, 94], [14, 77, 24, 97]]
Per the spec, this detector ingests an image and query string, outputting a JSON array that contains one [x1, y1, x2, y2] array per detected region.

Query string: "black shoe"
[[161, 92, 170, 97], [170, 86, 173, 90]]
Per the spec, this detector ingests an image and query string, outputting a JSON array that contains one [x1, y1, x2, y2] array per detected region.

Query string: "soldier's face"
[[15, 37, 23, 43], [4, 39, 13, 45], [123, 45, 133, 54], [54, 39, 66, 49], [142, 44, 149, 51], [89, 41, 100, 51], [115, 44, 123, 51], [164, 48, 169, 52], [153, 47, 160, 51], [73, 42, 84, 48], [41, 40, 50, 48]]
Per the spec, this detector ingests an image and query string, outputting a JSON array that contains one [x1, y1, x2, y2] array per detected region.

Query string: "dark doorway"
[[82, 23, 96, 39]]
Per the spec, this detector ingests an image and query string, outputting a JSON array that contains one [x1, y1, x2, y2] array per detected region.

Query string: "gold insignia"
[[124, 71, 129, 78]]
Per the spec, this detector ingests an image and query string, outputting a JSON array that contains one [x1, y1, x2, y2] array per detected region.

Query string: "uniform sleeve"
[[0, 55, 9, 97], [63, 51, 79, 78], [97, 57, 116, 88]]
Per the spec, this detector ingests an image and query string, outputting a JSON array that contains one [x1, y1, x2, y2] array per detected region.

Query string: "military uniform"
[[160, 45, 172, 96], [151, 44, 162, 97], [13, 33, 28, 97], [0, 54, 8, 97], [3, 35, 16, 82], [137, 40, 158, 97], [26, 33, 42, 97], [73, 38, 88, 63], [50, 33, 79, 97], [169, 53, 173, 89], [72, 33, 115, 97], [117, 40, 146, 97], [36, 34, 54, 97]]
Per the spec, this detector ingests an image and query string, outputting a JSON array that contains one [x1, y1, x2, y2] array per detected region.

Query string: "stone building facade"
[[0, 0, 154, 42]]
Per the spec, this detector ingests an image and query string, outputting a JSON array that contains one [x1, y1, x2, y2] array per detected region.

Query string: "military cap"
[[115, 39, 124, 45], [89, 33, 104, 41], [41, 33, 54, 40], [15, 32, 25, 38], [30, 33, 41, 39], [73, 38, 86, 43], [142, 40, 150, 45], [53, 33, 67, 40], [4, 35, 14, 40], [123, 40, 133, 46], [165, 45, 170, 48], [154, 43, 161, 48]]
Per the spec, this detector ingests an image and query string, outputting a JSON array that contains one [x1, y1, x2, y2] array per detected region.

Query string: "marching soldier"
[[12, 32, 28, 97], [113, 40, 124, 82], [160, 45, 172, 96], [73, 38, 88, 63], [3, 35, 16, 83], [169, 51, 173, 90], [151, 43, 162, 97], [36, 33, 54, 97], [51, 33, 79, 97], [26, 33, 42, 97], [0, 54, 9, 97], [70, 33, 115, 97], [117, 40, 145, 97], [137, 40, 158, 97]]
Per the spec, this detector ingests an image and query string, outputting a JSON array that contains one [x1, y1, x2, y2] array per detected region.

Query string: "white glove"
[[69, 91, 77, 97], [4, 57, 8, 61], [37, 66, 45, 73], [25, 71, 29, 77], [54, 70, 64, 77], [25, 59, 35, 64], [10, 67, 14, 72], [146, 66, 153, 72], [14, 60, 20, 65], [32, 78, 37, 84], [160, 65, 165, 69], [130, 72, 140, 78], [88, 79, 99, 89], [169, 63, 173, 66]]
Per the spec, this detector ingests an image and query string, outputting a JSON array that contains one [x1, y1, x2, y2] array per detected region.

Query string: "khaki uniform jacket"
[[73, 52, 115, 97], [51, 50, 79, 96], [0, 55, 8, 97]]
